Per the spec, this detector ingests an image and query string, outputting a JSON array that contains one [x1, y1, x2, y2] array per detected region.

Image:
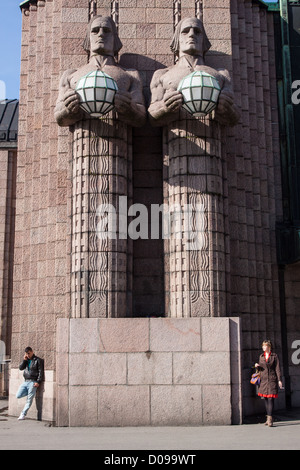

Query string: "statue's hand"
[[114, 91, 133, 115], [114, 91, 146, 127], [163, 89, 183, 113], [215, 88, 240, 126], [63, 89, 81, 114], [217, 89, 234, 114]]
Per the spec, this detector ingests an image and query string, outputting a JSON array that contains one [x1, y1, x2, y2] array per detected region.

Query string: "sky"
[[0, 0, 278, 101], [0, 0, 22, 100]]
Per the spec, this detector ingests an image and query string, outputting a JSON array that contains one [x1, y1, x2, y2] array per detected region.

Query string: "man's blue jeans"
[[16, 381, 37, 416]]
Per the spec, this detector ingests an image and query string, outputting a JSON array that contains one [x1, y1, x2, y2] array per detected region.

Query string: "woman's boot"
[[267, 415, 273, 427]]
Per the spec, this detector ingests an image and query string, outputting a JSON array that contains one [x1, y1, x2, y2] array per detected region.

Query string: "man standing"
[[16, 347, 44, 420]]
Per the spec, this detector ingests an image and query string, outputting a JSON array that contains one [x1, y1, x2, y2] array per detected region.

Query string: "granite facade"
[[4, 0, 300, 424]]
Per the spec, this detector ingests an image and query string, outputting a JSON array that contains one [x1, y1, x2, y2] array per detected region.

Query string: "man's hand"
[[34, 383, 39, 388]]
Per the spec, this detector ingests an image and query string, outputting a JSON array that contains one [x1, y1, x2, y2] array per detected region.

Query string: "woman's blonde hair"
[[262, 339, 272, 350]]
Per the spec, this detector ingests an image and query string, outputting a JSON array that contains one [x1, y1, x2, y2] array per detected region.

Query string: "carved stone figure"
[[55, 15, 146, 128], [148, 18, 240, 318], [55, 17, 146, 318], [148, 17, 240, 127]]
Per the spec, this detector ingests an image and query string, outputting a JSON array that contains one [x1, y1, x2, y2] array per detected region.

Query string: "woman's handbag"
[[250, 370, 261, 386]]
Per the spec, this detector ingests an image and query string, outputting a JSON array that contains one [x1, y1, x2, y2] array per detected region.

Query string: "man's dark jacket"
[[19, 355, 44, 384]]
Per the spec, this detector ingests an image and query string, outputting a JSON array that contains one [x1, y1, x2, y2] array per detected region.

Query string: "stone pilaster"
[[164, 113, 226, 317], [71, 117, 131, 318]]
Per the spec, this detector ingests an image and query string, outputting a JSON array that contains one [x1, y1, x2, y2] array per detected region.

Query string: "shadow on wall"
[[119, 51, 233, 107], [119, 54, 166, 106]]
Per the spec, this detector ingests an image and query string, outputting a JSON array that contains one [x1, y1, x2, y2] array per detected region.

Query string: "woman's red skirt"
[[258, 393, 278, 398]]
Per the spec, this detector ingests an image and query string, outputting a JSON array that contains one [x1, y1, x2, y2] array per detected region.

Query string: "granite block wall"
[[10, 0, 235, 356], [223, 0, 287, 414], [56, 317, 242, 426]]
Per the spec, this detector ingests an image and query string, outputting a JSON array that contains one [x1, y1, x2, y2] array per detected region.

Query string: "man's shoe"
[[18, 413, 25, 420]]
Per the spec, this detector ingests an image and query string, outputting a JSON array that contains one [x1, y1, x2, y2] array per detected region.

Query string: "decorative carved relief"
[[111, 0, 119, 29], [89, 0, 97, 20], [195, 0, 203, 20], [173, 0, 182, 29]]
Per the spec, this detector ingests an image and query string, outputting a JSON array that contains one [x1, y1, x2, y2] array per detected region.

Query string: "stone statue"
[[148, 18, 240, 318], [54, 16, 147, 318], [55, 15, 146, 128], [148, 17, 240, 127]]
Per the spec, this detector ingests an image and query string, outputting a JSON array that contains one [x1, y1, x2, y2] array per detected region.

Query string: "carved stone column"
[[164, 112, 226, 317], [71, 116, 131, 318]]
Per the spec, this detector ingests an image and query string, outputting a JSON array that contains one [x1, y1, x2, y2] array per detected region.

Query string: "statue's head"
[[170, 17, 211, 58], [82, 16, 123, 57]]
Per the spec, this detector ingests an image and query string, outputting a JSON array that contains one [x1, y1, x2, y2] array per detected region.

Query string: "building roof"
[[19, 0, 280, 11], [253, 0, 280, 11], [19, 0, 36, 9], [0, 100, 19, 144]]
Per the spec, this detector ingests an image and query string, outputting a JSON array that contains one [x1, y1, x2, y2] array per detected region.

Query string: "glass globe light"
[[76, 70, 118, 118], [177, 71, 221, 117]]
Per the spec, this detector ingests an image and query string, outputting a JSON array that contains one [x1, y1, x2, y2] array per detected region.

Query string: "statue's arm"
[[148, 69, 183, 127], [54, 70, 84, 127], [215, 69, 240, 127], [114, 70, 146, 128]]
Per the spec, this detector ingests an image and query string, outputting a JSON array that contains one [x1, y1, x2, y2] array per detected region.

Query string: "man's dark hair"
[[24, 347, 33, 353]]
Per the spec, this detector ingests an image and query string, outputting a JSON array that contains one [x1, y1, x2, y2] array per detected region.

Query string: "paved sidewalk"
[[1, 400, 300, 450]]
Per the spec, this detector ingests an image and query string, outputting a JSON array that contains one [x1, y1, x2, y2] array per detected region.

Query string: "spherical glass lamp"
[[177, 71, 221, 118], [76, 70, 118, 118]]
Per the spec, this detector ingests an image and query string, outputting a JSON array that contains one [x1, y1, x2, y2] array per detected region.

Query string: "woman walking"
[[255, 340, 283, 427]]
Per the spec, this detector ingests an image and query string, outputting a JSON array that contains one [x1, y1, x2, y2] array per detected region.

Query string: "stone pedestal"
[[164, 114, 227, 317], [71, 117, 132, 318], [56, 317, 242, 426]]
